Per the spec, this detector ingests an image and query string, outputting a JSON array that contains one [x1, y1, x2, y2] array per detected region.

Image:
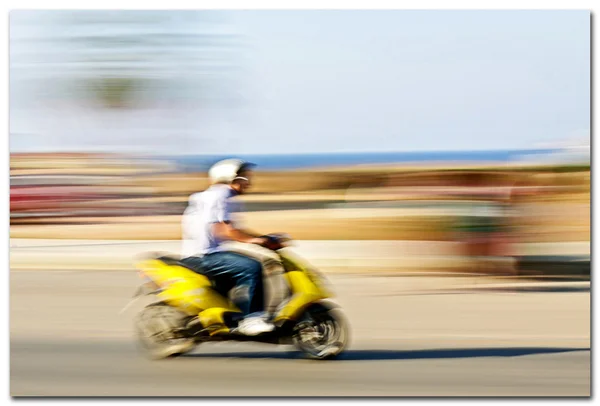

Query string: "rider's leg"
[[199, 251, 264, 315], [199, 251, 273, 335], [248, 270, 266, 315], [179, 253, 271, 335], [200, 252, 273, 335], [179, 256, 204, 273], [179, 255, 234, 298]]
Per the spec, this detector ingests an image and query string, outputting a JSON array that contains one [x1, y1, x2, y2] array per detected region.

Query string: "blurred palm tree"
[[12, 10, 244, 110]]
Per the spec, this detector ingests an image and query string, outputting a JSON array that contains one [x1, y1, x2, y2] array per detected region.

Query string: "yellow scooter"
[[127, 237, 349, 360]]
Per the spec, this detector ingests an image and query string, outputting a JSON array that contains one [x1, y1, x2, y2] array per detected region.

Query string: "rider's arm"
[[212, 222, 268, 246], [209, 191, 274, 248]]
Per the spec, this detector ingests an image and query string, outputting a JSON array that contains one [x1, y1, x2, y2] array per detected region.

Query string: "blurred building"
[[9, 152, 177, 222]]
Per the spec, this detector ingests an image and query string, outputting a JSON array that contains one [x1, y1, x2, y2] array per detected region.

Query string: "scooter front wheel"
[[292, 303, 350, 360]]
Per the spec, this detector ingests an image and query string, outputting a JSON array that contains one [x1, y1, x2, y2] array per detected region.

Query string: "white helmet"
[[208, 159, 254, 184]]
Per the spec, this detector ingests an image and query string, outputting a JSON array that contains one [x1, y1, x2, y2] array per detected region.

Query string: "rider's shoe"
[[237, 316, 275, 336]]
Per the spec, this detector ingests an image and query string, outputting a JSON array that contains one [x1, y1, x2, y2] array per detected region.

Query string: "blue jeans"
[[181, 252, 264, 316]]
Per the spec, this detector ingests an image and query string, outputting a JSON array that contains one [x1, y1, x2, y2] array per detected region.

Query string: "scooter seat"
[[156, 255, 184, 266], [157, 255, 205, 273]]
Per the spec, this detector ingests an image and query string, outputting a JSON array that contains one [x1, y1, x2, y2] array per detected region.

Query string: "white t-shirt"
[[181, 184, 236, 257]]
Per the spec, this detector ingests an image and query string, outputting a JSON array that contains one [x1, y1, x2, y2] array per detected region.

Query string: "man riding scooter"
[[180, 159, 282, 336]]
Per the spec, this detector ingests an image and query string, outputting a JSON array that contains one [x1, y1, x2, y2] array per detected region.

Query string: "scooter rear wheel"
[[134, 302, 196, 360]]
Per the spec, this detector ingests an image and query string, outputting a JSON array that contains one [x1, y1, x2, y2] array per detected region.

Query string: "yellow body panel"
[[136, 259, 241, 327], [272, 251, 331, 323]]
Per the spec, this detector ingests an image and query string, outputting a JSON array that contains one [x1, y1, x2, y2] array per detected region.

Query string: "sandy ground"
[[10, 270, 590, 396]]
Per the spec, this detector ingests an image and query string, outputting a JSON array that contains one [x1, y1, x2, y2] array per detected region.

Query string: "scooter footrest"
[[206, 324, 230, 336]]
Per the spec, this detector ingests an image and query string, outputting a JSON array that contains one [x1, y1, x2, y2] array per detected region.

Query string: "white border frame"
[[3, 2, 595, 405]]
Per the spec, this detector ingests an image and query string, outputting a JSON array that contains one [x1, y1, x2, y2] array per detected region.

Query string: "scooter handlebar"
[[261, 233, 293, 250]]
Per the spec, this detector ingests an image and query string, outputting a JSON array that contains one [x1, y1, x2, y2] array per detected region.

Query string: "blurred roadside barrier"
[[9, 239, 589, 277]]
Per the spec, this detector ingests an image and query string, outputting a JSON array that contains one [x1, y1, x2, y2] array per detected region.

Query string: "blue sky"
[[10, 10, 590, 154]]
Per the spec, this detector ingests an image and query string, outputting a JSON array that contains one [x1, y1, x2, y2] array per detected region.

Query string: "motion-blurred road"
[[10, 271, 590, 397]]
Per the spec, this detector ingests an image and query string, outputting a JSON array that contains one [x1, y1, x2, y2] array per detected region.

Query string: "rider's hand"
[[256, 235, 283, 251]]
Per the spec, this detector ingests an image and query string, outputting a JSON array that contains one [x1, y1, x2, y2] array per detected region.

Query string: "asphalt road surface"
[[10, 271, 590, 397]]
